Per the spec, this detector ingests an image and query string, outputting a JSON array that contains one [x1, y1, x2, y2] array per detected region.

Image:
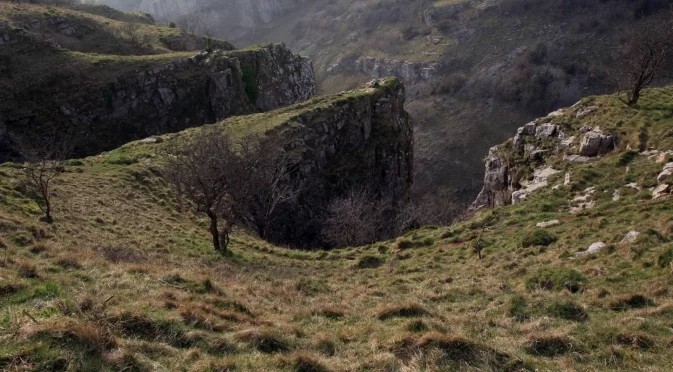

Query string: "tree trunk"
[[220, 222, 232, 251], [263, 208, 271, 240], [207, 212, 221, 252], [42, 187, 53, 224]]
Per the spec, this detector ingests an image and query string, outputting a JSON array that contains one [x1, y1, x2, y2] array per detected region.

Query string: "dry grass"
[[376, 303, 428, 320], [1, 86, 673, 370], [290, 352, 331, 372], [16, 261, 38, 278], [233, 328, 291, 353], [525, 333, 578, 357]]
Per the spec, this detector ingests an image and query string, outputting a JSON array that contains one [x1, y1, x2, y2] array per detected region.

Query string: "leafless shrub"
[[322, 189, 389, 248], [397, 188, 462, 232], [13, 129, 73, 223], [114, 22, 151, 49], [163, 129, 260, 252], [613, 10, 673, 105], [177, 10, 212, 37], [246, 136, 300, 240]]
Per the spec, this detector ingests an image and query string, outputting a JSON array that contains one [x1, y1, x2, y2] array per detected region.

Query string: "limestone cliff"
[[249, 77, 413, 248], [472, 103, 619, 209], [0, 43, 314, 162]]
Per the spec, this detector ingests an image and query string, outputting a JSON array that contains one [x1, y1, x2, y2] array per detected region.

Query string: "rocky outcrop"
[[354, 57, 440, 86], [657, 162, 673, 183], [258, 78, 414, 248], [0, 43, 315, 162], [471, 106, 618, 209], [0, 22, 26, 47], [579, 130, 617, 157], [472, 146, 512, 208]]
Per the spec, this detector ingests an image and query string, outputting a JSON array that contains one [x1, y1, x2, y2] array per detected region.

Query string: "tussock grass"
[[312, 306, 346, 320], [16, 261, 38, 278], [376, 303, 428, 320], [233, 328, 291, 353], [27, 319, 117, 356], [526, 268, 587, 293], [609, 294, 655, 311], [355, 255, 385, 269], [525, 333, 579, 357], [546, 299, 589, 321], [290, 352, 331, 372]]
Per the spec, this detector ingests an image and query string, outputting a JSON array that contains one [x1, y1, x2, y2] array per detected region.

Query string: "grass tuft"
[[291, 352, 331, 372], [521, 229, 557, 248], [546, 299, 588, 321], [376, 303, 427, 320], [527, 268, 587, 293], [609, 294, 655, 311], [525, 333, 578, 357], [234, 328, 291, 353], [355, 255, 384, 269], [17, 261, 38, 278]]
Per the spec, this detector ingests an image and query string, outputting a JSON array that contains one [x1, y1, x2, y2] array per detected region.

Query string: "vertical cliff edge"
[[263, 77, 413, 247], [0, 43, 315, 162]]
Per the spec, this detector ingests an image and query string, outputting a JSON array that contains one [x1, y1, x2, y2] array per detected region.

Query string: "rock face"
[[471, 107, 619, 209], [657, 162, 673, 183], [0, 43, 315, 162], [353, 57, 440, 87], [472, 146, 512, 208], [259, 78, 414, 248], [579, 130, 617, 157]]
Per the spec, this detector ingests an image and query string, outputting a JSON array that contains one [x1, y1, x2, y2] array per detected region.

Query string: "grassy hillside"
[[0, 2, 233, 54], [1, 75, 673, 371]]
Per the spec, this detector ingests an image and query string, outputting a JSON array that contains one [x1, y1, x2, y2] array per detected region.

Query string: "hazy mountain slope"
[[1, 83, 673, 370]]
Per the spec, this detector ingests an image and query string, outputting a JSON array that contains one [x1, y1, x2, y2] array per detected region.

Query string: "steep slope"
[[0, 79, 415, 370], [98, 77, 411, 248], [1, 79, 673, 370]]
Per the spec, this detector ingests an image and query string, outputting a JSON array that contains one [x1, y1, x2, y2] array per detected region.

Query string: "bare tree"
[[163, 129, 258, 253], [114, 22, 150, 49], [14, 131, 73, 223], [614, 10, 673, 106], [178, 10, 212, 37], [245, 137, 299, 241], [397, 188, 462, 233], [322, 189, 387, 248]]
